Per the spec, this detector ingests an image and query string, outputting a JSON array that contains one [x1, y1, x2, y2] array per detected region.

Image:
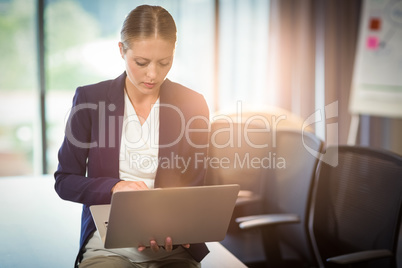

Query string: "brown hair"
[[120, 5, 177, 52]]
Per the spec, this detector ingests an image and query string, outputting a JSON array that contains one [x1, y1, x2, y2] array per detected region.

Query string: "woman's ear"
[[118, 42, 125, 59]]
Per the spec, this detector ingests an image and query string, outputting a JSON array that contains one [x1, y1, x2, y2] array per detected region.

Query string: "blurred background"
[[0, 0, 401, 176]]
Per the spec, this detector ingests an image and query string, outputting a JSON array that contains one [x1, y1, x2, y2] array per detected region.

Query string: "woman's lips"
[[144, 82, 156, 89]]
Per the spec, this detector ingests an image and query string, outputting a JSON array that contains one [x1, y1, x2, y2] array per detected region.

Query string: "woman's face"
[[119, 37, 175, 97]]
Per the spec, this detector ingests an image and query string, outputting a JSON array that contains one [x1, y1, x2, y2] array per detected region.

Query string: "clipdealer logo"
[[63, 100, 339, 170]]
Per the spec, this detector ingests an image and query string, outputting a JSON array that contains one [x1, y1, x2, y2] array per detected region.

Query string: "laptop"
[[90, 184, 240, 249]]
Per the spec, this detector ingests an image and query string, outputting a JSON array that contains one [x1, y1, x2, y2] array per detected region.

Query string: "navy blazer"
[[54, 72, 210, 265]]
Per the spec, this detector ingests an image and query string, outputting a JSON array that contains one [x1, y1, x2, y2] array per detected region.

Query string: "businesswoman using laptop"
[[54, 5, 210, 268]]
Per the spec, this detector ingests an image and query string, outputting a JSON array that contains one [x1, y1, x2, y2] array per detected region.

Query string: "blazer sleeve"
[[54, 87, 120, 206]]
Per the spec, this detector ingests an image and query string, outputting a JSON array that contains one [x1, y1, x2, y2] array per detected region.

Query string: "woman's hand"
[[111, 180, 149, 193], [138, 237, 190, 253]]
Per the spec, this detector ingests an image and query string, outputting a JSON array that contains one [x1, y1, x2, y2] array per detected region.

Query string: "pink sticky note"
[[366, 36, 379, 50]]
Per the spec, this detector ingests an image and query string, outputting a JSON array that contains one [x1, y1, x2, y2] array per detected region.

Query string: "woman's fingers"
[[150, 240, 159, 253], [165, 237, 173, 252], [138, 239, 190, 253], [137, 245, 146, 252]]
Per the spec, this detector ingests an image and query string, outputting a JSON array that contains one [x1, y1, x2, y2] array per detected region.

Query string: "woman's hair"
[[120, 5, 177, 52]]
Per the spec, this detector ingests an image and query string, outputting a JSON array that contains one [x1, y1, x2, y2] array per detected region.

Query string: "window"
[[217, 0, 270, 112], [0, 0, 38, 175]]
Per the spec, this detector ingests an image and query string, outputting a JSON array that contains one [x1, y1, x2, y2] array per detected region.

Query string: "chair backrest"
[[213, 107, 314, 133], [309, 146, 402, 268], [205, 119, 272, 196], [263, 129, 323, 264]]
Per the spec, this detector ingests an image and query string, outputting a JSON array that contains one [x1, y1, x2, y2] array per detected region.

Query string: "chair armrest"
[[326, 249, 393, 265], [235, 213, 300, 230], [235, 191, 262, 206], [236, 214, 268, 223]]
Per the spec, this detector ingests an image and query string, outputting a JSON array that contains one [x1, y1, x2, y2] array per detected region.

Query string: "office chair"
[[309, 146, 402, 268], [234, 129, 323, 267], [207, 107, 313, 207], [205, 119, 272, 209]]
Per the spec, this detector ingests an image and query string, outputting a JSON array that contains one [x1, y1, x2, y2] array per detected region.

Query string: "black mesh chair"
[[234, 129, 323, 267], [309, 146, 402, 268]]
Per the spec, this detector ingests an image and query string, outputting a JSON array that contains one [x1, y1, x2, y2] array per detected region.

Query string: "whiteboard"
[[349, 0, 402, 118]]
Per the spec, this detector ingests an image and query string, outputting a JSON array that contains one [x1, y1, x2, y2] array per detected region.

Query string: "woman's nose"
[[146, 64, 157, 80]]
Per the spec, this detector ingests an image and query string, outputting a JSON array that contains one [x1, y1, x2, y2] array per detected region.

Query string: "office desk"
[[0, 176, 246, 268]]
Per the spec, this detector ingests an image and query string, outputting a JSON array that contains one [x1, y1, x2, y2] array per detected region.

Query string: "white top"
[[118, 90, 160, 189]]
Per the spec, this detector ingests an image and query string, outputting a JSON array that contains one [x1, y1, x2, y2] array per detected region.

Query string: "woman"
[[54, 5, 210, 268]]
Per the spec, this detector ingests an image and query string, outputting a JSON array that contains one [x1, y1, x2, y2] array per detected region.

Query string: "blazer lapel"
[[155, 79, 184, 187]]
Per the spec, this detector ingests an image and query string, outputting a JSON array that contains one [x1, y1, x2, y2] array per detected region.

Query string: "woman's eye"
[[135, 61, 148, 67], [160, 62, 170, 67]]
